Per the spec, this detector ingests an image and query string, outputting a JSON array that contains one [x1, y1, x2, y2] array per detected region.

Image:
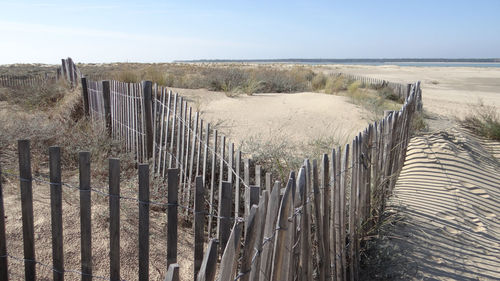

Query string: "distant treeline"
[[176, 58, 500, 63]]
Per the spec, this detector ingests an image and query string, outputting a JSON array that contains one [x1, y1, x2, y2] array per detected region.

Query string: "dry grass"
[[0, 74, 197, 280], [240, 128, 351, 183], [461, 100, 500, 141]]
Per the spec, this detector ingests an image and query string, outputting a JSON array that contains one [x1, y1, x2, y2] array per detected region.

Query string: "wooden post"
[[49, 147, 64, 281], [196, 239, 218, 281], [194, 176, 205, 279], [109, 158, 120, 281], [143, 81, 154, 159], [167, 168, 179, 267], [18, 139, 35, 281], [164, 263, 180, 281], [219, 181, 232, 253], [202, 123, 210, 186], [138, 164, 150, 281], [79, 152, 92, 281], [0, 163, 8, 280], [103, 81, 112, 136], [245, 185, 260, 239], [81, 77, 90, 116]]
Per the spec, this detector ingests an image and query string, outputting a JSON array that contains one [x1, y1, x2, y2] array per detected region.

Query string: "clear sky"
[[1, 0, 499, 64]]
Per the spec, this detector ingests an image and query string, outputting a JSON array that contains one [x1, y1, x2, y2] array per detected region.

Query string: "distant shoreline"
[[175, 58, 500, 63]]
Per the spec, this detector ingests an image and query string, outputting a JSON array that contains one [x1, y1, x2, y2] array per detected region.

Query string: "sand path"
[[383, 128, 500, 280], [170, 88, 369, 149]]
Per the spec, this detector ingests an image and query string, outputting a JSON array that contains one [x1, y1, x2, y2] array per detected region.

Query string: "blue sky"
[[0, 0, 499, 63]]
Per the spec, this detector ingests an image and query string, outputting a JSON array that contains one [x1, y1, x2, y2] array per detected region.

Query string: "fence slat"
[[0, 163, 8, 280], [216, 135, 226, 238], [259, 181, 280, 281], [208, 129, 217, 236], [167, 168, 179, 267], [196, 239, 218, 281], [271, 172, 294, 281], [194, 176, 205, 280], [109, 158, 120, 281], [235, 149, 241, 218], [218, 221, 242, 281], [239, 205, 259, 281], [138, 164, 150, 281], [79, 152, 92, 281], [249, 191, 269, 281], [18, 139, 36, 281], [49, 147, 64, 281]]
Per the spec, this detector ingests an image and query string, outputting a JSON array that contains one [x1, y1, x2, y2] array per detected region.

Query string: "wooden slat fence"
[[0, 58, 79, 89], [0, 62, 422, 280]]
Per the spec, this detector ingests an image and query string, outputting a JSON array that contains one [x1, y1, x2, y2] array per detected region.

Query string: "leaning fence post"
[[164, 263, 180, 281], [18, 139, 36, 281], [143, 81, 154, 159], [49, 147, 64, 281], [0, 163, 8, 280], [102, 81, 112, 136], [81, 77, 90, 116]]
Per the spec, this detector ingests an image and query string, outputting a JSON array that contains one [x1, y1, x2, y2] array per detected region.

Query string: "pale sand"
[[383, 128, 500, 280], [170, 88, 369, 149], [319, 64, 500, 120]]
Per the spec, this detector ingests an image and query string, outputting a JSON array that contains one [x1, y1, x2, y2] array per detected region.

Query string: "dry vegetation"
[[461, 99, 500, 141]]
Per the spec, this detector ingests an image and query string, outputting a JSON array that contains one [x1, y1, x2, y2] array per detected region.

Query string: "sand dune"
[[385, 128, 500, 280]]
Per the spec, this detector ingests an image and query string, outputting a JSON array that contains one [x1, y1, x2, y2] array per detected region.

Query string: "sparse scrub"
[[0, 80, 68, 110], [325, 74, 350, 94], [461, 100, 500, 141], [311, 73, 327, 91]]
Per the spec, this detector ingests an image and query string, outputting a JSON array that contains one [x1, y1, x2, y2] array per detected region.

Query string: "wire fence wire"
[[0, 72, 419, 281]]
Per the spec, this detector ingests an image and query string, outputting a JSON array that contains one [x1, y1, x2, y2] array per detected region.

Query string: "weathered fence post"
[[81, 77, 90, 116], [143, 81, 154, 159], [18, 140, 36, 281], [0, 163, 8, 280], [194, 176, 205, 279], [49, 147, 64, 281], [102, 81, 112, 136], [219, 181, 232, 253], [109, 158, 120, 281], [167, 168, 179, 267], [138, 164, 150, 281], [79, 152, 92, 281]]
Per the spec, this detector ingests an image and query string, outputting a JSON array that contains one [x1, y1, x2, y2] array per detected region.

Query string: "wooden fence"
[[1, 67, 422, 280], [0, 58, 80, 89]]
